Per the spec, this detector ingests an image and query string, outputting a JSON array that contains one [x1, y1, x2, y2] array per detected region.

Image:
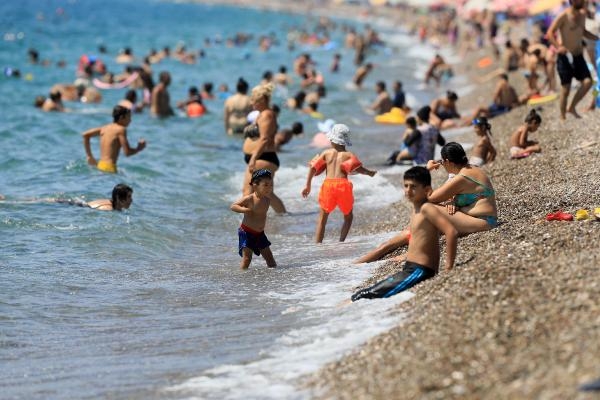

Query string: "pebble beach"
[[6, 0, 598, 397], [194, 1, 600, 398]]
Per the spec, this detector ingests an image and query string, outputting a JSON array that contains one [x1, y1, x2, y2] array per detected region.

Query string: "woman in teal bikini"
[[426, 142, 497, 235], [355, 141, 495, 264]]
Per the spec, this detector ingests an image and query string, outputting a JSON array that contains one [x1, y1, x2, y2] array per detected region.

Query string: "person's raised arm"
[[426, 175, 464, 204], [118, 127, 146, 157], [82, 126, 102, 165]]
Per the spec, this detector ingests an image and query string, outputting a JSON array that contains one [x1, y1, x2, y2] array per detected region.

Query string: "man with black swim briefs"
[[351, 166, 457, 301], [547, 0, 599, 120]]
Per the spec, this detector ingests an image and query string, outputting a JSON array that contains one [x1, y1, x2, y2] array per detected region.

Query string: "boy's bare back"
[[509, 124, 527, 147], [99, 123, 127, 164], [472, 136, 494, 162], [322, 149, 355, 178]]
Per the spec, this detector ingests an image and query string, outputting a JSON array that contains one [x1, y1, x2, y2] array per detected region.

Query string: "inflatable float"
[[527, 92, 558, 106], [374, 107, 407, 124], [93, 72, 139, 90]]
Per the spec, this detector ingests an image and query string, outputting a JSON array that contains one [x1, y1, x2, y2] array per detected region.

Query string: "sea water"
[[0, 1, 462, 398]]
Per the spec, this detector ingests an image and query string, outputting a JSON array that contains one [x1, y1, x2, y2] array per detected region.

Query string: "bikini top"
[[309, 154, 363, 175], [454, 173, 495, 207]]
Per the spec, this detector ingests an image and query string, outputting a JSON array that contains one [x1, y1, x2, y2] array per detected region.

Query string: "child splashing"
[[469, 116, 497, 166]]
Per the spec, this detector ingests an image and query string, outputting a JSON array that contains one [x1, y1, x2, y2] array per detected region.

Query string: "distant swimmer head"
[[250, 169, 272, 184], [236, 77, 249, 94], [34, 95, 46, 108], [4, 67, 21, 77], [317, 118, 336, 133], [327, 123, 352, 147], [112, 183, 133, 211], [49, 91, 62, 101], [291, 122, 304, 135]]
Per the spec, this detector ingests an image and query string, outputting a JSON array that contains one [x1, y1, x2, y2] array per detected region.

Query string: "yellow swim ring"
[[375, 107, 407, 124], [527, 92, 558, 106]]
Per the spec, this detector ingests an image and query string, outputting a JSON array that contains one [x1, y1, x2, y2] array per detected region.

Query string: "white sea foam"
[[165, 248, 413, 400]]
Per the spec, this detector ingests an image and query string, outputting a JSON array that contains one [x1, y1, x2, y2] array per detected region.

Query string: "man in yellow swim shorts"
[[82, 105, 146, 173]]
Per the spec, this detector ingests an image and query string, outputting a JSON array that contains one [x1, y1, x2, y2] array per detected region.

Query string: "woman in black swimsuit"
[[242, 83, 286, 213]]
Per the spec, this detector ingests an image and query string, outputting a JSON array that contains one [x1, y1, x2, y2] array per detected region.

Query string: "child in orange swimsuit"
[[301, 123, 376, 243]]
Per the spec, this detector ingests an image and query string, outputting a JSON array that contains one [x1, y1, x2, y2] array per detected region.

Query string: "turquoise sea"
[[0, 1, 469, 398]]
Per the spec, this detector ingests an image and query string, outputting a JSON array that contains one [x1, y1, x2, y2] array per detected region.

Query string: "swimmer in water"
[[0, 184, 133, 211], [84, 183, 133, 210]]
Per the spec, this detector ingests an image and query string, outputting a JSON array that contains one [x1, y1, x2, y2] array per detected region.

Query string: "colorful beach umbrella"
[[529, 0, 564, 15], [495, 0, 534, 15], [462, 0, 493, 12]]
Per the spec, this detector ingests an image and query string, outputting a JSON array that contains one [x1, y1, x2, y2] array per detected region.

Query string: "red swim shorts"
[[318, 178, 354, 215]]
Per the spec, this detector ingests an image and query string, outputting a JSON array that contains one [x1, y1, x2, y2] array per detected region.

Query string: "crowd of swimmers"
[[231, 0, 595, 308], [5, 0, 595, 305]]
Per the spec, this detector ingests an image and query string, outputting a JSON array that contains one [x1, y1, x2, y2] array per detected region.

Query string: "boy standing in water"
[[351, 166, 457, 301], [231, 169, 277, 269], [302, 124, 376, 243], [82, 105, 146, 173]]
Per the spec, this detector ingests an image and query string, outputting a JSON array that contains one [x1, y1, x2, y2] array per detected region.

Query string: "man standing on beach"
[[546, 0, 598, 120]]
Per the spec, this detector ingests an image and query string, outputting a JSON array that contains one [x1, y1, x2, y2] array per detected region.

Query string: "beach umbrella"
[[493, 0, 533, 15], [529, 0, 564, 15], [462, 0, 493, 12]]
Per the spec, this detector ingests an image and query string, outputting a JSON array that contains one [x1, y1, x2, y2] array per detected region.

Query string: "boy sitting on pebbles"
[[351, 166, 457, 301]]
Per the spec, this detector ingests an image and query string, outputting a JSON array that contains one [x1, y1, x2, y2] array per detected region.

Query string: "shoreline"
[[194, 1, 600, 398]]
